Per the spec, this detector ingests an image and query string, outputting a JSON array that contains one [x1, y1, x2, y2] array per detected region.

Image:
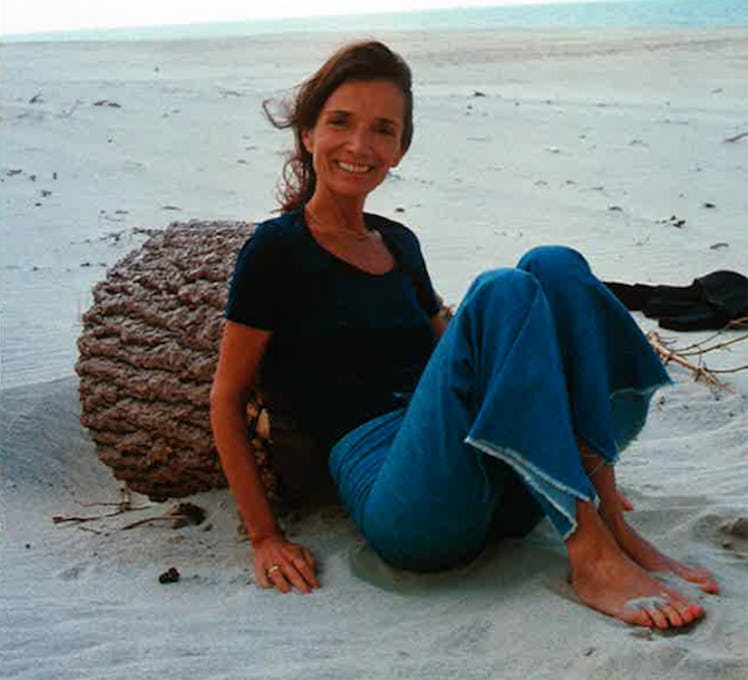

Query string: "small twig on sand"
[[724, 131, 748, 143], [78, 487, 135, 510], [647, 330, 748, 389], [711, 364, 748, 375], [647, 331, 724, 387], [679, 332, 748, 357], [120, 515, 189, 531], [53, 508, 130, 525], [54, 488, 152, 525]]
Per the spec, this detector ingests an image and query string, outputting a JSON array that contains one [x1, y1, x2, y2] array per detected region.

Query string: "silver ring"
[[267, 564, 281, 577]]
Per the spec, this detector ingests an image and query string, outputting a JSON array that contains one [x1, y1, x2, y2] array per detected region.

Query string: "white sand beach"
[[2, 28, 748, 679]]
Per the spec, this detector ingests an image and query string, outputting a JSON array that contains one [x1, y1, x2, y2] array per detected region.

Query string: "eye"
[[327, 115, 348, 128]]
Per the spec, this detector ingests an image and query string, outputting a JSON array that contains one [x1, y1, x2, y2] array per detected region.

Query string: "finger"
[[268, 568, 292, 594], [292, 556, 320, 589], [302, 547, 317, 570], [282, 562, 312, 594], [256, 563, 272, 589]]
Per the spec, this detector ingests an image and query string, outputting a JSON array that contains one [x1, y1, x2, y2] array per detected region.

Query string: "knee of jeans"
[[516, 245, 587, 281], [466, 267, 539, 311]]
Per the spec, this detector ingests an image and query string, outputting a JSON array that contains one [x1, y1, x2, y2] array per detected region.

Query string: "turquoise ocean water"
[[3, 0, 748, 43]]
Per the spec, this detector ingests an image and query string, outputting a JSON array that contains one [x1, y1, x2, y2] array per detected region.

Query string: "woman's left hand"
[[253, 534, 320, 594]]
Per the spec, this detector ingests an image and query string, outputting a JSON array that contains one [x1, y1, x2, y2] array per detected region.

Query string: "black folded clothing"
[[605, 270, 748, 331]]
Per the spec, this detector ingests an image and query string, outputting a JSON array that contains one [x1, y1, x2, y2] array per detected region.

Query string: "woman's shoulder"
[[365, 212, 421, 247], [250, 209, 305, 245]]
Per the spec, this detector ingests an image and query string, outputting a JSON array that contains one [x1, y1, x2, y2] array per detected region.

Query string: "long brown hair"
[[263, 41, 414, 213]]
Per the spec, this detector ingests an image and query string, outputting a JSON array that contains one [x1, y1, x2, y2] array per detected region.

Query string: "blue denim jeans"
[[330, 246, 670, 572]]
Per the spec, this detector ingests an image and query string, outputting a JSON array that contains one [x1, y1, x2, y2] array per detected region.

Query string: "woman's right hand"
[[252, 534, 320, 594]]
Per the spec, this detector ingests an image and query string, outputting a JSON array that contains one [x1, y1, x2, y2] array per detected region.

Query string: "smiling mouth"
[[335, 160, 374, 175]]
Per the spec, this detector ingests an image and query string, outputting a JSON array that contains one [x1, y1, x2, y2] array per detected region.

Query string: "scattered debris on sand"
[[659, 215, 686, 228], [158, 567, 180, 584], [724, 130, 748, 143]]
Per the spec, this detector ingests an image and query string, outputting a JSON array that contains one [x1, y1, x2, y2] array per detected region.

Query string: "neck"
[[305, 191, 367, 236]]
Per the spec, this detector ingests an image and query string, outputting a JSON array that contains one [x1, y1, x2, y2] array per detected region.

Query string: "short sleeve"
[[224, 223, 285, 330], [399, 226, 441, 318]]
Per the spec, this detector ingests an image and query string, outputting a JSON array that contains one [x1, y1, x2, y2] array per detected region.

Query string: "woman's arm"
[[429, 294, 453, 340], [430, 313, 449, 339], [210, 320, 319, 593]]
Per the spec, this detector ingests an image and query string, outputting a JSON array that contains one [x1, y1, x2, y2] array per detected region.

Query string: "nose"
[[347, 125, 371, 154]]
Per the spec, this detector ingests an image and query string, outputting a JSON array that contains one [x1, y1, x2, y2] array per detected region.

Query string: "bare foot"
[[601, 510, 720, 595], [568, 504, 705, 628]]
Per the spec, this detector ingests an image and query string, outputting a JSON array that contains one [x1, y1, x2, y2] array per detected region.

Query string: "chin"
[[334, 173, 387, 197]]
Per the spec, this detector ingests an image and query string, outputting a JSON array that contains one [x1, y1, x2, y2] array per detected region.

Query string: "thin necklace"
[[305, 205, 371, 242]]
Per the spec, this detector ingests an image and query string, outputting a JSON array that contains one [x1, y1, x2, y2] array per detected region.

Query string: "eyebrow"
[[324, 109, 400, 127]]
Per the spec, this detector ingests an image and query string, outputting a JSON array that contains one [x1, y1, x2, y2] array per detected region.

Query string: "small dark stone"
[[395, 207, 405, 213], [158, 567, 180, 584], [472, 90, 487, 97], [721, 517, 748, 539], [703, 202, 716, 208], [608, 205, 623, 212], [25, 543, 31, 549]]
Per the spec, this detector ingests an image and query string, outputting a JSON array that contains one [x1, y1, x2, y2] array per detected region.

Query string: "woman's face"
[[302, 79, 406, 202]]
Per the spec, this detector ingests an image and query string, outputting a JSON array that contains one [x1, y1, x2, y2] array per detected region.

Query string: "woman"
[[210, 41, 718, 628]]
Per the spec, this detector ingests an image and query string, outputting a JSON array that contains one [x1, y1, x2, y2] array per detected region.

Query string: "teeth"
[[337, 161, 372, 174]]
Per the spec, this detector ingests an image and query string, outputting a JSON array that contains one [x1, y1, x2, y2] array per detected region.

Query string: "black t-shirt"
[[225, 208, 440, 450]]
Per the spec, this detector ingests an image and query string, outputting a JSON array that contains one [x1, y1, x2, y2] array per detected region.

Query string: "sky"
[[0, 0, 599, 36]]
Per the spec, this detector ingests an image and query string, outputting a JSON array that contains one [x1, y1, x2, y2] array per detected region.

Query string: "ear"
[[389, 149, 404, 169], [301, 128, 314, 155]]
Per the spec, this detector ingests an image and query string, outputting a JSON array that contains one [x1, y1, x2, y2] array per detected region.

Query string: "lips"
[[335, 160, 374, 174]]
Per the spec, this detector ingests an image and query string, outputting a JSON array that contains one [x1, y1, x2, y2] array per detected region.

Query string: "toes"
[[623, 609, 654, 628], [647, 607, 670, 629], [698, 578, 720, 595], [676, 602, 696, 625], [661, 604, 684, 628], [666, 588, 706, 624], [678, 566, 720, 594], [689, 603, 705, 620]]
